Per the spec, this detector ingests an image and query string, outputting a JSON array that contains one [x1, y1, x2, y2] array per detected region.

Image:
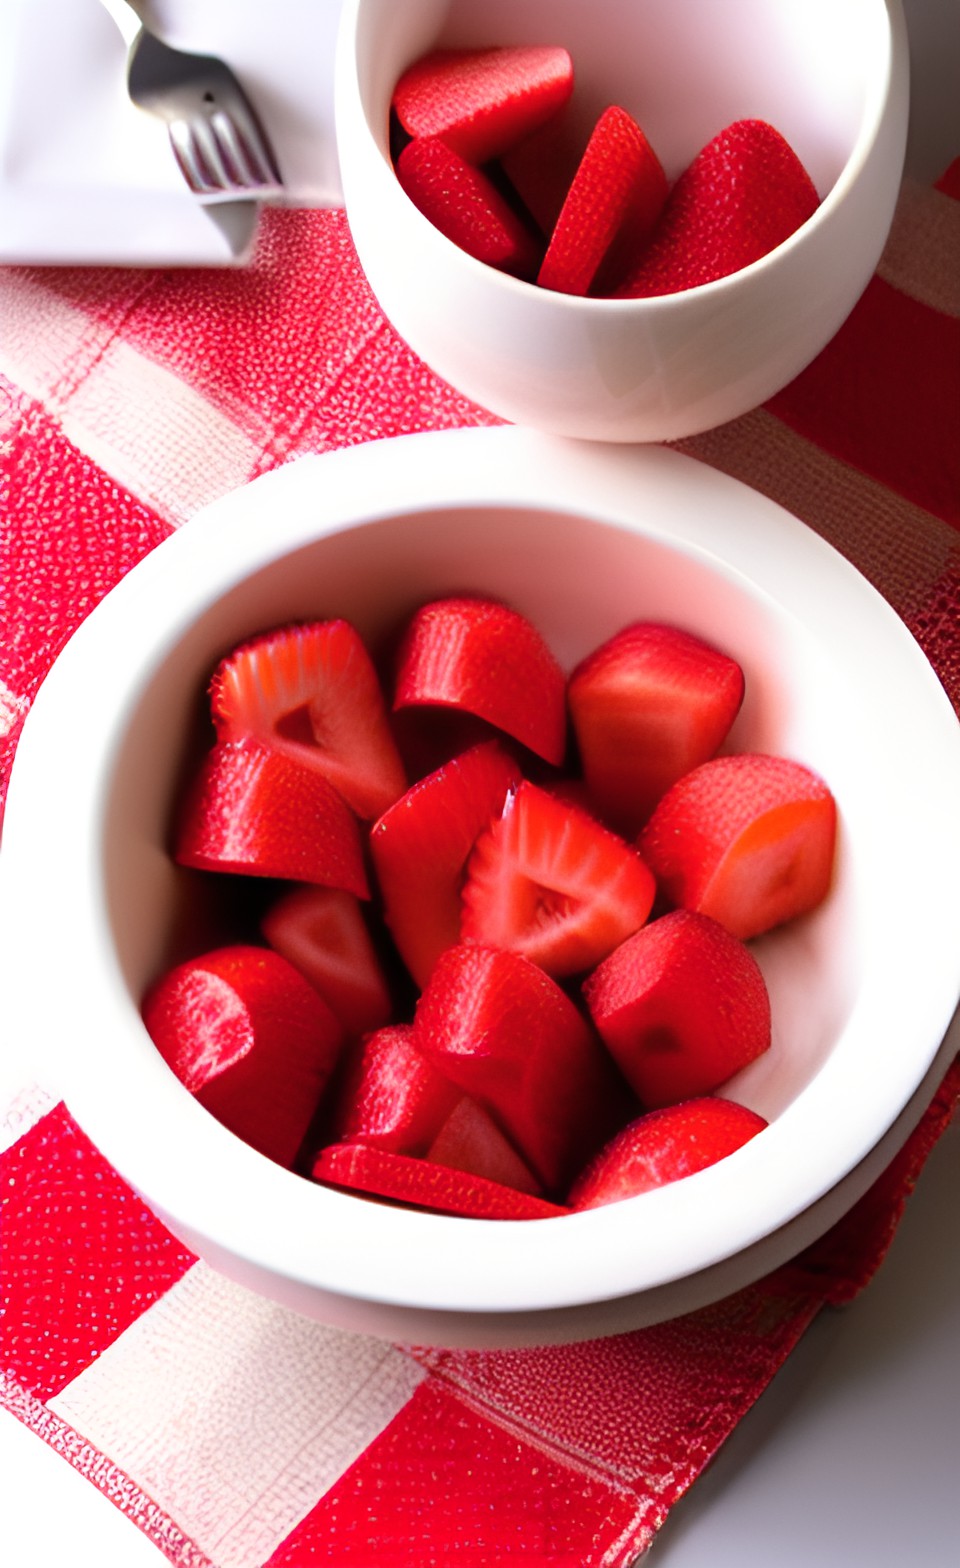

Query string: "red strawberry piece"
[[638, 753, 837, 939], [537, 106, 668, 297], [582, 909, 771, 1108], [426, 1096, 543, 1196], [209, 620, 406, 821], [567, 622, 745, 835], [396, 138, 541, 278], [142, 945, 343, 1168], [369, 740, 522, 988], [392, 45, 574, 166], [568, 1096, 768, 1209], [415, 942, 630, 1193], [312, 1142, 568, 1220], [615, 118, 820, 298], [175, 738, 369, 897], [393, 596, 567, 766], [460, 779, 655, 977], [261, 885, 391, 1039], [332, 1023, 460, 1155]]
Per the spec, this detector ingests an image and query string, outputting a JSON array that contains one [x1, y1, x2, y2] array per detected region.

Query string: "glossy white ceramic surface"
[[335, 0, 909, 441], [2, 428, 958, 1347]]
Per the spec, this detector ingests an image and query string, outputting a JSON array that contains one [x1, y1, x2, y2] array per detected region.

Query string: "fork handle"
[[99, 0, 143, 48]]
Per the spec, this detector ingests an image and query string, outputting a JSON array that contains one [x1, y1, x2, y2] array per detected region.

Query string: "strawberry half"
[[426, 1096, 544, 1195], [142, 945, 343, 1168], [615, 118, 819, 297], [261, 885, 391, 1039], [567, 622, 745, 835], [332, 1023, 460, 1155], [460, 779, 655, 977], [638, 753, 838, 939], [392, 45, 574, 165], [583, 910, 771, 1108], [568, 1096, 768, 1209], [397, 138, 540, 278], [393, 596, 567, 766], [537, 106, 667, 297], [369, 740, 521, 988], [175, 739, 369, 897], [209, 620, 406, 821], [312, 1142, 568, 1220], [415, 942, 631, 1193]]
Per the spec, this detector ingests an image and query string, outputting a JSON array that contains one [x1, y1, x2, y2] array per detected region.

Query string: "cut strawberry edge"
[[331, 1023, 460, 1156], [460, 779, 656, 978], [397, 138, 541, 279], [175, 739, 370, 898], [568, 1096, 768, 1209], [312, 1142, 569, 1220], [261, 885, 392, 1039], [426, 1096, 544, 1196], [209, 620, 407, 821], [538, 105, 668, 297], [142, 945, 344, 1170], [392, 45, 575, 166], [393, 596, 567, 766]]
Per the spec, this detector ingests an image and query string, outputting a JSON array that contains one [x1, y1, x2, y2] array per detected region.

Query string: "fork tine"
[[168, 118, 217, 195], [209, 110, 273, 190]]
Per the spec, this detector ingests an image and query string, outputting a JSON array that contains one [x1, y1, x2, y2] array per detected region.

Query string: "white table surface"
[[2, 1, 959, 1563]]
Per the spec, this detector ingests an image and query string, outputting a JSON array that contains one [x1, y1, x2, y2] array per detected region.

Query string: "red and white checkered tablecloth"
[[1, 160, 958, 1567]]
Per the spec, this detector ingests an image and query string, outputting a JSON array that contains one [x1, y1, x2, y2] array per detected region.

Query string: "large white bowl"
[[2, 428, 958, 1347], [334, 0, 909, 442]]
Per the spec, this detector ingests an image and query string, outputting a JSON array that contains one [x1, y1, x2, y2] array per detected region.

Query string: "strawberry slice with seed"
[[615, 118, 819, 298], [370, 740, 522, 988], [332, 1023, 460, 1155], [638, 753, 838, 938], [143, 945, 343, 1168], [538, 106, 667, 296], [568, 1096, 768, 1208], [397, 138, 541, 278], [461, 779, 655, 977], [209, 620, 406, 820], [312, 1142, 568, 1220], [393, 596, 567, 765], [426, 1096, 544, 1195], [583, 910, 771, 1108], [261, 885, 391, 1039], [175, 739, 369, 896], [392, 45, 574, 166], [568, 622, 745, 835], [415, 942, 631, 1193]]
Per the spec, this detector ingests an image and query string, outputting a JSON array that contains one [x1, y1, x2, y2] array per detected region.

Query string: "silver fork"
[[100, 0, 283, 203]]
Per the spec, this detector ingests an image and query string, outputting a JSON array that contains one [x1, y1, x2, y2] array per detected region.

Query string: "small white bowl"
[[3, 428, 958, 1348], [334, 0, 908, 441]]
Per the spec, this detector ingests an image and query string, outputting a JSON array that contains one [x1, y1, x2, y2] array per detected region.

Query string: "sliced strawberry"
[[568, 1096, 768, 1208], [426, 1096, 543, 1196], [392, 45, 574, 166], [332, 1023, 460, 1155], [638, 753, 838, 938], [369, 740, 522, 988], [393, 596, 566, 766], [396, 138, 541, 278], [460, 780, 655, 977], [142, 945, 343, 1168], [537, 106, 667, 297], [261, 885, 391, 1038], [568, 622, 745, 835], [175, 739, 369, 897], [312, 1142, 568, 1220], [415, 942, 630, 1193], [615, 118, 819, 298], [583, 910, 771, 1108], [209, 620, 406, 820]]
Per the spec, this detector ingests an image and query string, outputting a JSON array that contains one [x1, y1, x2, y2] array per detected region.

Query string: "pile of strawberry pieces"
[[390, 44, 820, 297], [143, 599, 837, 1220]]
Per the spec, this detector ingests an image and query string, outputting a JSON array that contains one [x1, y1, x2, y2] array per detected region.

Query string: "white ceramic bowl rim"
[[2, 428, 958, 1318]]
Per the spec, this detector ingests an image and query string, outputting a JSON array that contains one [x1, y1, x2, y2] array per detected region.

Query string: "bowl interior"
[[354, 0, 892, 204]]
